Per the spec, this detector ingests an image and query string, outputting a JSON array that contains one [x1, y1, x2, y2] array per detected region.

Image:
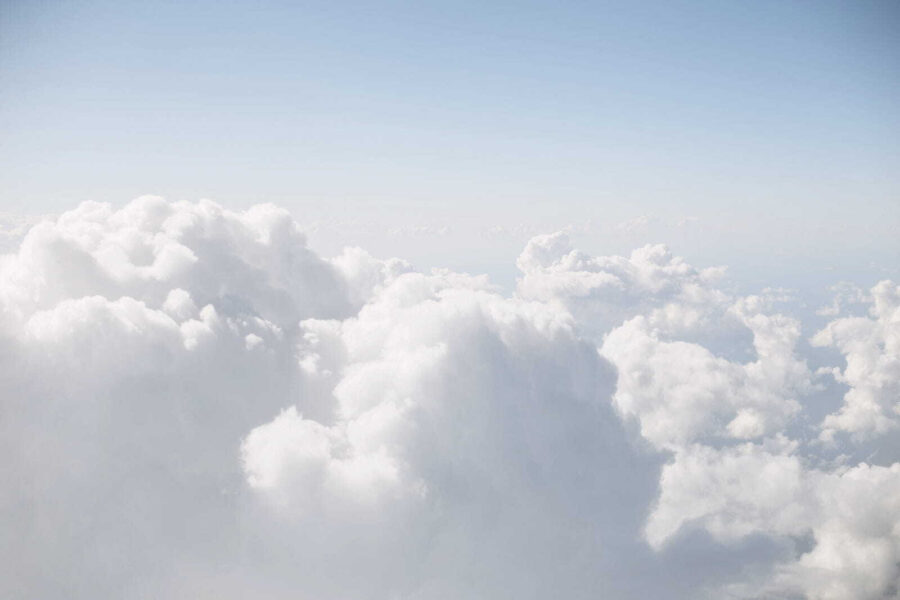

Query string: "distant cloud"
[[1, 197, 898, 600], [815, 281, 868, 317], [615, 214, 657, 234], [486, 223, 540, 237], [387, 224, 451, 237]]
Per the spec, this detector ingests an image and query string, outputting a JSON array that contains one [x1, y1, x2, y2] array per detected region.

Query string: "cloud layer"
[[2, 197, 898, 599]]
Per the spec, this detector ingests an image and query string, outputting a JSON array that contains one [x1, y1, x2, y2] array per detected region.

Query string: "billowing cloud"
[[648, 443, 900, 600], [516, 231, 728, 338], [512, 231, 900, 598], [1, 198, 897, 600], [813, 280, 900, 440], [600, 301, 812, 450]]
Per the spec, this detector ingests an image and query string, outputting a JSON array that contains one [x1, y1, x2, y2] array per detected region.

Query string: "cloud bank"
[[2, 197, 898, 599]]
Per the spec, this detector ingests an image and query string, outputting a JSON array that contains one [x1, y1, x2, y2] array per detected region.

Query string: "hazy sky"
[[1, 0, 898, 286]]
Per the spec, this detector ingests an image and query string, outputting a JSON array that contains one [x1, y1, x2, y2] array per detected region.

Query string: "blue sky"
[[1, 0, 898, 286]]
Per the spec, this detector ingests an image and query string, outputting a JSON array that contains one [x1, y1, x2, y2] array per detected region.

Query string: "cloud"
[[0, 196, 361, 598], [1, 198, 898, 600], [240, 269, 665, 597], [513, 233, 900, 598], [515, 231, 728, 338], [647, 442, 900, 600], [615, 214, 657, 235], [515, 234, 812, 451], [815, 282, 869, 318], [600, 300, 812, 450], [813, 280, 900, 440]]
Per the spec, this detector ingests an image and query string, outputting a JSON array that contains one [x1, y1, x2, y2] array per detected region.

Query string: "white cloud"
[[517, 235, 812, 452], [813, 280, 900, 440], [514, 232, 900, 599], [815, 281, 869, 317], [1, 201, 897, 600], [235, 266, 671, 598], [599, 301, 811, 450], [615, 214, 657, 235], [515, 231, 728, 338], [648, 442, 900, 600]]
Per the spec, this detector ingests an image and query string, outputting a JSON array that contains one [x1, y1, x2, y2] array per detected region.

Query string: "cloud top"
[[1, 198, 898, 599]]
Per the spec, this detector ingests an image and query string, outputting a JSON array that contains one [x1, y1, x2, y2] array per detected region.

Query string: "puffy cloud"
[[516, 233, 900, 599], [601, 314, 804, 449], [648, 443, 900, 600], [600, 297, 812, 450], [1, 203, 897, 600], [240, 269, 665, 597], [0, 197, 363, 598], [0, 196, 353, 334], [330, 245, 413, 309], [646, 440, 809, 548], [517, 233, 812, 450], [515, 231, 728, 338], [813, 280, 900, 440]]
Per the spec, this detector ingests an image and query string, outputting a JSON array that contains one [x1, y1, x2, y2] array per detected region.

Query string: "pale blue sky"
[[1, 0, 898, 287]]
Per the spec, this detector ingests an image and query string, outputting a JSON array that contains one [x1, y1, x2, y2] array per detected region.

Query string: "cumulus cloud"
[[516, 231, 728, 338], [813, 280, 900, 440], [240, 270, 665, 598], [513, 232, 900, 599], [1, 198, 898, 600], [648, 443, 900, 600], [600, 300, 812, 450]]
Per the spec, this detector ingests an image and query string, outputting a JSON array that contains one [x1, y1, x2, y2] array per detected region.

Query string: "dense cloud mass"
[[2, 197, 898, 599]]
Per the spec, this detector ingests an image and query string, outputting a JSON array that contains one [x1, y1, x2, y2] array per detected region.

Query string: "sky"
[[1, 0, 898, 286], [2, 2, 900, 599]]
